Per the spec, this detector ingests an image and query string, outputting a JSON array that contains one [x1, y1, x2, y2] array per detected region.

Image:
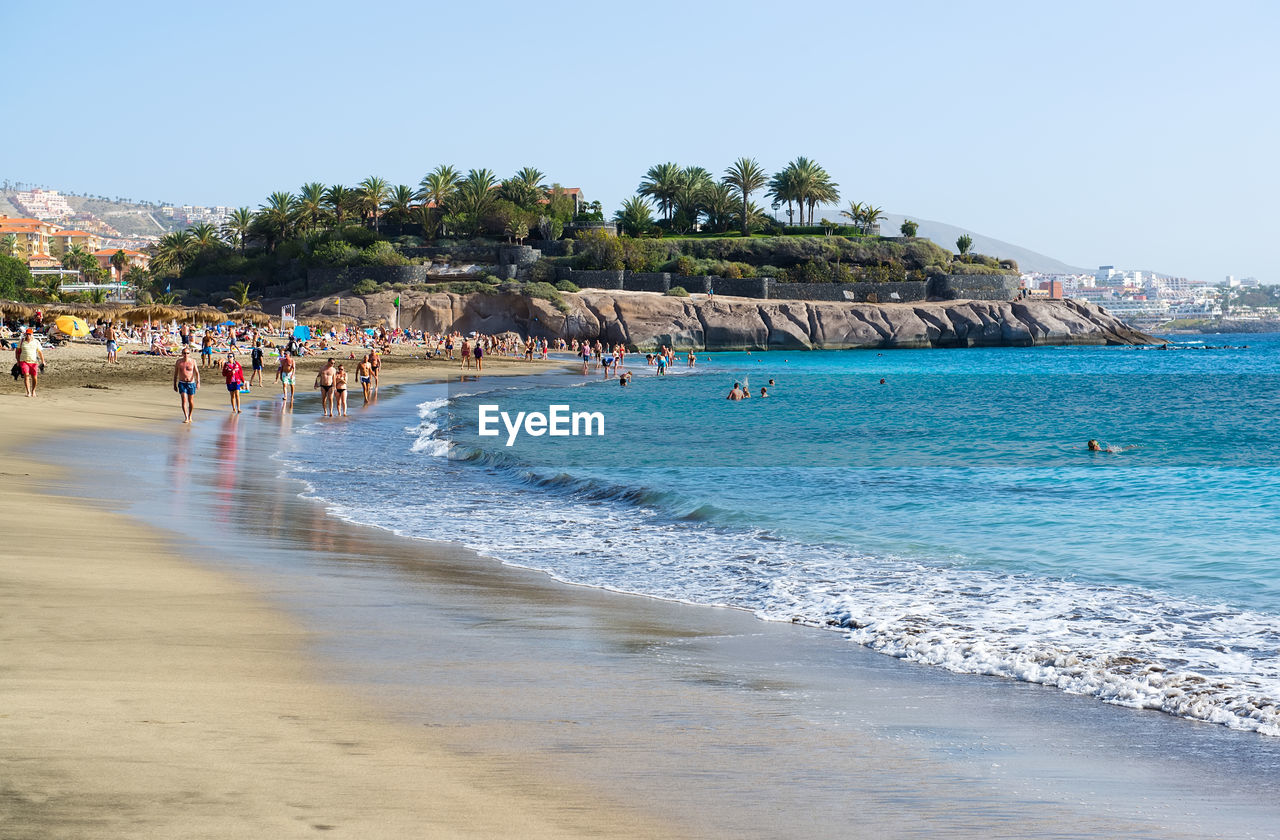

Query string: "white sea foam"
[[287, 394, 1280, 738]]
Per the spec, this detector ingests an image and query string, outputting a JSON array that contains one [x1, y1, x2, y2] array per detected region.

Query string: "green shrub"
[[310, 241, 359, 267], [352, 278, 379, 295], [555, 279, 580, 293], [358, 241, 408, 267], [666, 286, 690, 297]]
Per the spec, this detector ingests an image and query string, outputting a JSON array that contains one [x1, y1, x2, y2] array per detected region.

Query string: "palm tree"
[[839, 201, 864, 228], [859, 205, 884, 235], [386, 184, 417, 227], [358, 176, 390, 232], [956, 234, 974, 256], [61, 244, 91, 272], [638, 162, 684, 221], [702, 182, 737, 233], [256, 192, 297, 251], [188, 222, 221, 249], [416, 164, 460, 210], [767, 167, 799, 226], [109, 248, 129, 282], [613, 197, 655, 237], [221, 280, 261, 311], [151, 230, 196, 277], [672, 166, 713, 232], [1, 234, 16, 257], [222, 207, 254, 252], [723, 157, 768, 237], [297, 182, 327, 233], [448, 169, 498, 230], [323, 185, 352, 228]]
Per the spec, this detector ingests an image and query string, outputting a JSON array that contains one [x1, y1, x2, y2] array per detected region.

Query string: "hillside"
[[0, 190, 181, 237], [881, 213, 1087, 275]]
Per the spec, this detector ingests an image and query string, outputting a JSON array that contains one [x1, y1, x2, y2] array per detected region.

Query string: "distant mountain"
[[881, 213, 1088, 275]]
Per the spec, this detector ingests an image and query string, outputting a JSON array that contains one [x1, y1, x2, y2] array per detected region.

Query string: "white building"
[[11, 188, 74, 220]]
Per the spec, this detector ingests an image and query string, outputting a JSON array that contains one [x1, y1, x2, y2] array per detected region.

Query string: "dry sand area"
[[0, 344, 668, 839]]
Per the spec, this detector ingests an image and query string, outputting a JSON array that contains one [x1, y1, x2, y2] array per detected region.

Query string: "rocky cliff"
[[301, 290, 1159, 350]]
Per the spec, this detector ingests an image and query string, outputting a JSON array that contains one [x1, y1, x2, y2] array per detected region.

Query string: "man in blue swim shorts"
[[172, 347, 200, 423]]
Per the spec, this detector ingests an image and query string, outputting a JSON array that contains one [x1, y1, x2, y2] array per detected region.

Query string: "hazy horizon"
[[4, 0, 1275, 284]]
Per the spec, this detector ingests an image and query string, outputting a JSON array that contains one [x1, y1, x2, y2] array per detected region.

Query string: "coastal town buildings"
[[50, 229, 103, 255], [10, 188, 74, 220], [92, 247, 150, 280]]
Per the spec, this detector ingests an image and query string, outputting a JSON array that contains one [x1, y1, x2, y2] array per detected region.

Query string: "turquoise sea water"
[[282, 334, 1280, 735]]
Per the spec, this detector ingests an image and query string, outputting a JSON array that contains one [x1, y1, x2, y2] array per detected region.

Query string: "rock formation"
[[299, 289, 1159, 350]]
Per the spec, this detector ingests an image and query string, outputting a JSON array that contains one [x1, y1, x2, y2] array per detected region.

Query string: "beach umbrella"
[[229, 309, 271, 326], [0, 301, 37, 320], [54, 315, 92, 337]]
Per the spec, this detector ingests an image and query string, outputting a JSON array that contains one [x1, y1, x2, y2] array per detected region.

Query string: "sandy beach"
[[6, 341, 1280, 839], [0, 345, 673, 839]]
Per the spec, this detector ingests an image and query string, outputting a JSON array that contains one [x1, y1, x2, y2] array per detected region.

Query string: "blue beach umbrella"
[[293, 325, 312, 340]]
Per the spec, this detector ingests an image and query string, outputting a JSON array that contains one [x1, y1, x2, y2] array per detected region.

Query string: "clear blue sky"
[[5, 0, 1277, 282]]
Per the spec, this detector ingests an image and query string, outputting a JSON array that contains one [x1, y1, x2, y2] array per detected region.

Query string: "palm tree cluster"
[[195, 167, 579, 253], [628, 157, 840, 235], [838, 201, 886, 235]]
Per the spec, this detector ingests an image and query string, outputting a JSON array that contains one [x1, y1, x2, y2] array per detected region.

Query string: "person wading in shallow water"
[[315, 358, 337, 417], [222, 352, 245, 413], [173, 347, 200, 422], [276, 350, 297, 408]]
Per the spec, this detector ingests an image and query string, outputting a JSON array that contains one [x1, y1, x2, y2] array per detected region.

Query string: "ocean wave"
[[284, 389, 1280, 738]]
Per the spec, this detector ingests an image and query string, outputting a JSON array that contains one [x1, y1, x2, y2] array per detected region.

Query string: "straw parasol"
[[184, 305, 227, 324], [225, 309, 270, 326], [123, 305, 184, 324], [0, 300, 37, 320]]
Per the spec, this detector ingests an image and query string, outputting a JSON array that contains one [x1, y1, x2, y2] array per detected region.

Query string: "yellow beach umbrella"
[[54, 315, 92, 337]]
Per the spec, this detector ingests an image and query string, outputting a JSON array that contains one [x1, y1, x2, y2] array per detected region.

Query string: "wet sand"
[[0, 356, 666, 839], [6, 355, 1280, 838]]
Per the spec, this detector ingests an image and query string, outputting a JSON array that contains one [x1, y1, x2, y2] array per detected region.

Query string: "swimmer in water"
[[1088, 439, 1102, 451], [760, 387, 768, 398], [727, 382, 744, 401], [767, 379, 774, 386], [1087, 439, 1125, 453]]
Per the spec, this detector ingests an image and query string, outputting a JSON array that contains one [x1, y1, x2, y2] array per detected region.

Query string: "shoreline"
[[0, 359, 678, 839], [8, 355, 1280, 838]]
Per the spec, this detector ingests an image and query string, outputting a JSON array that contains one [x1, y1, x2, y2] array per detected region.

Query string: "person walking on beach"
[[276, 350, 296, 408], [14, 328, 45, 397], [473, 338, 484, 371], [357, 354, 374, 404], [369, 349, 381, 396], [200, 331, 215, 368], [249, 340, 265, 386], [104, 321, 118, 364], [460, 338, 472, 370], [335, 365, 349, 416], [221, 352, 244, 413], [173, 347, 200, 422], [315, 358, 337, 417]]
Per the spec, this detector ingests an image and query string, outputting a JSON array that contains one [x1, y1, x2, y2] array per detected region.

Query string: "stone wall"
[[623, 272, 671, 293], [400, 243, 499, 262], [529, 239, 571, 257], [928, 274, 1020, 301], [497, 245, 541, 267], [557, 268, 624, 289], [775, 281, 927, 303], [307, 265, 431, 289], [708, 277, 771, 298], [671, 275, 711, 294]]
